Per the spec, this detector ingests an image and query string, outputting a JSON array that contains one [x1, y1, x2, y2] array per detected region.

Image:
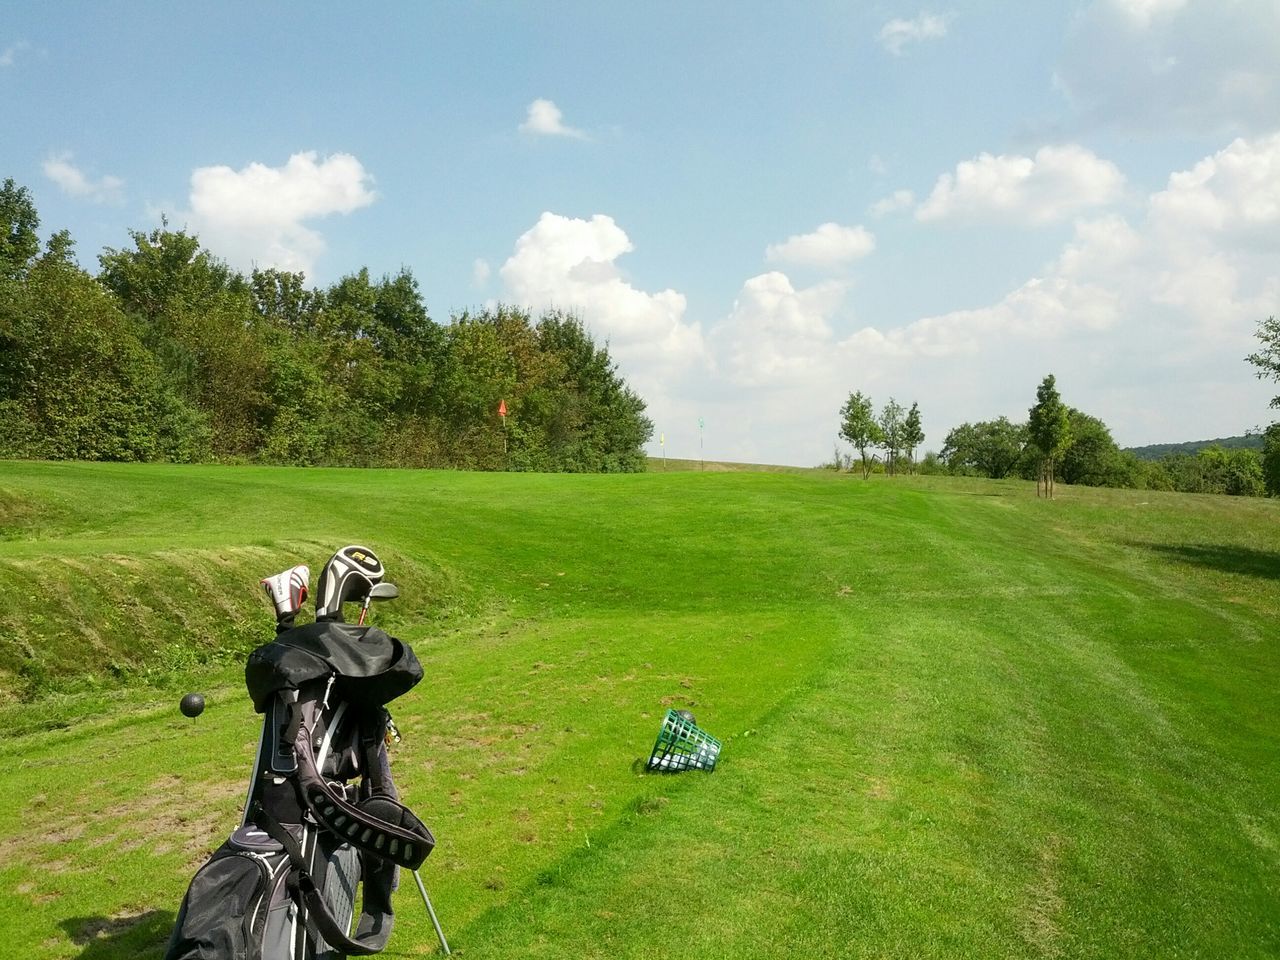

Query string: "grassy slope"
[[0, 462, 1277, 959]]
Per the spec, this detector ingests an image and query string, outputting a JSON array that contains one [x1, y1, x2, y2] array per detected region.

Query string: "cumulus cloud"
[[519, 99, 588, 139], [499, 212, 704, 376], [871, 189, 916, 217], [845, 134, 1277, 449], [699, 132, 1278, 463], [916, 144, 1125, 224], [490, 138, 1278, 465], [1056, 0, 1280, 136], [713, 273, 847, 386], [1147, 132, 1280, 239], [472, 258, 492, 287], [42, 152, 124, 204], [184, 151, 376, 276], [765, 223, 876, 267], [877, 13, 950, 55]]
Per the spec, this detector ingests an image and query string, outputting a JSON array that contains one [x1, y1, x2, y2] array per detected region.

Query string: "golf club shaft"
[[413, 870, 451, 955]]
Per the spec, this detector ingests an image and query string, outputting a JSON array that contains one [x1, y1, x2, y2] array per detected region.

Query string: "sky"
[[3, 1, 1279, 465]]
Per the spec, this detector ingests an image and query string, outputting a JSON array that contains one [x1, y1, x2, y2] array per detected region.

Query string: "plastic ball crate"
[[647, 708, 721, 772]]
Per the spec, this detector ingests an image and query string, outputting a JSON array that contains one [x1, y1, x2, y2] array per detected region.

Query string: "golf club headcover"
[[261, 565, 310, 632], [314, 545, 384, 622]]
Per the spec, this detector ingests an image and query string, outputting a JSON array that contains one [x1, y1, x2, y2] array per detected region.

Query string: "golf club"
[[358, 581, 399, 625], [357, 578, 451, 955]]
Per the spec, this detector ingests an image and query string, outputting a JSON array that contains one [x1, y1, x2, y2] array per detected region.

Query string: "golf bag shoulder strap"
[[251, 803, 391, 957], [293, 708, 435, 871]]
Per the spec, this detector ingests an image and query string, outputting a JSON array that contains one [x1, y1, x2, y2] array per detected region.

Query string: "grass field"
[[1, 462, 1278, 959]]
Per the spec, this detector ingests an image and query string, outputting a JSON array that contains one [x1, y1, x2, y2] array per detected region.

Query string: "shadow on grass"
[[61, 910, 173, 960], [1133, 542, 1280, 581]]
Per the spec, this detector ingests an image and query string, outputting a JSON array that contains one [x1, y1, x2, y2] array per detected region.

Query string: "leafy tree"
[[839, 391, 883, 479], [941, 418, 1027, 479], [99, 227, 268, 458], [879, 398, 906, 476], [917, 451, 947, 475], [251, 267, 323, 332], [1247, 315, 1280, 409], [1028, 374, 1071, 499], [903, 402, 924, 474], [1059, 409, 1124, 487], [0, 241, 205, 461], [1249, 317, 1280, 497], [532, 311, 651, 472], [1224, 448, 1265, 496], [0, 178, 40, 281]]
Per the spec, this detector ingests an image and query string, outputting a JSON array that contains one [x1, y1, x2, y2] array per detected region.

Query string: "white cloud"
[[765, 223, 876, 267], [42, 152, 124, 204], [0, 40, 30, 67], [490, 138, 1278, 466], [519, 99, 587, 139], [1109, 0, 1188, 29], [472, 258, 492, 287], [916, 144, 1125, 224], [877, 13, 949, 56], [714, 273, 847, 386], [1056, 1, 1280, 136], [184, 151, 376, 276], [499, 212, 704, 375], [871, 189, 916, 217], [1147, 132, 1280, 238], [702, 133, 1277, 463]]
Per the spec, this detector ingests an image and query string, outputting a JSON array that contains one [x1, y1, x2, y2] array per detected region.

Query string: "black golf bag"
[[165, 549, 435, 959]]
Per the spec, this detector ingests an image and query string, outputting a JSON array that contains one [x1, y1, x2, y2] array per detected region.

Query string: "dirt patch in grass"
[[1019, 833, 1067, 959]]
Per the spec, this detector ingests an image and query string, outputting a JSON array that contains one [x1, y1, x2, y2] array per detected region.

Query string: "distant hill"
[[1125, 435, 1262, 460]]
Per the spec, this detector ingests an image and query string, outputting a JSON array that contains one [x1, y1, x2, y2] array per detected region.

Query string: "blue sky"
[[4, 1, 1278, 464]]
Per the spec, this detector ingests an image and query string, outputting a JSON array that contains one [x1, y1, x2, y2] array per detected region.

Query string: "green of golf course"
[[1, 461, 1277, 958]]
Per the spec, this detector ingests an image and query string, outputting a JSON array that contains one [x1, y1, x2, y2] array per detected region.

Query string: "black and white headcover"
[[314, 545, 384, 621]]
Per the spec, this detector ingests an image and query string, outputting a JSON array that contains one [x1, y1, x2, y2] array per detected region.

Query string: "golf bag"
[[165, 547, 435, 959]]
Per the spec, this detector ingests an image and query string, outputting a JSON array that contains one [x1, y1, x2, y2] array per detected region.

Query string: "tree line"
[[0, 179, 652, 471], [838, 372, 1276, 498]]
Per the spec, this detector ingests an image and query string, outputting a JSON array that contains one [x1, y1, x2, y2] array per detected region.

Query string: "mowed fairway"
[[1, 462, 1278, 959]]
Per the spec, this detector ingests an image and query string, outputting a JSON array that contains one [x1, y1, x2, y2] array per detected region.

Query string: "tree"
[[839, 391, 883, 479], [1247, 315, 1280, 409], [1249, 317, 1280, 497], [941, 418, 1028, 479], [903, 402, 924, 474], [1028, 374, 1071, 499], [1059, 409, 1124, 487], [879, 398, 906, 476], [99, 226, 268, 458], [0, 241, 206, 461], [0, 178, 40, 281]]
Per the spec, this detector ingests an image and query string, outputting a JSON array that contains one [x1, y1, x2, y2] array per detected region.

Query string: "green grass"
[[0, 462, 1277, 958]]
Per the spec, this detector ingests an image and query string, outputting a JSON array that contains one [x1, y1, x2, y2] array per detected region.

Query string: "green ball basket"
[[647, 708, 722, 772]]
